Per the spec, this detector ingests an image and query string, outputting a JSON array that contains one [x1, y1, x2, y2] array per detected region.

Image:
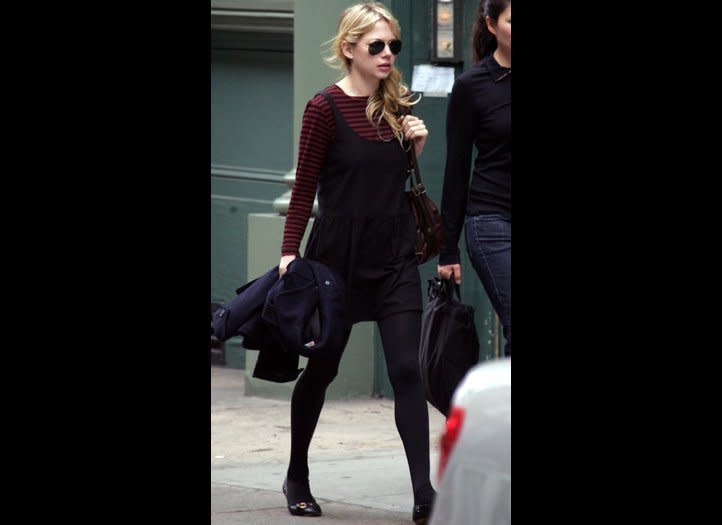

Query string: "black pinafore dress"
[[304, 90, 422, 325]]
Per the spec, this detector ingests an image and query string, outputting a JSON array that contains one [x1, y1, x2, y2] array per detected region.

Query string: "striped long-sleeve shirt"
[[282, 83, 399, 256]]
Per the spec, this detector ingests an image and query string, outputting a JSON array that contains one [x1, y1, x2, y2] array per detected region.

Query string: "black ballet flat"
[[282, 478, 322, 517], [412, 503, 433, 525]]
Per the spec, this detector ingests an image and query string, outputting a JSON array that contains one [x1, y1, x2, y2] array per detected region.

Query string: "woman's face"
[[344, 19, 398, 81], [488, 4, 511, 56]]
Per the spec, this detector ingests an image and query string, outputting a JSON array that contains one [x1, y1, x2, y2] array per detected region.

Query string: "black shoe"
[[282, 478, 322, 517], [412, 485, 436, 525], [412, 503, 432, 524]]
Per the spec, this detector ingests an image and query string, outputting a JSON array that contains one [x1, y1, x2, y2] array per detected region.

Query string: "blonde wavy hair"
[[323, 1, 421, 144]]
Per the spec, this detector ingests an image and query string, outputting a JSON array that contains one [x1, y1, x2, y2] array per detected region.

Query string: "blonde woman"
[[278, 2, 434, 523]]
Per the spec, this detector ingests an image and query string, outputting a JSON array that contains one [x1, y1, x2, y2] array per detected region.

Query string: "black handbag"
[[418, 275, 480, 416]]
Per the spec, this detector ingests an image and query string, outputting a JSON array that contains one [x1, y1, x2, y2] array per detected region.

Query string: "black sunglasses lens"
[[368, 40, 402, 56], [368, 41, 385, 55]]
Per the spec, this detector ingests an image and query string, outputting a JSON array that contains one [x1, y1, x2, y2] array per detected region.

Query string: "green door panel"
[[211, 49, 294, 171]]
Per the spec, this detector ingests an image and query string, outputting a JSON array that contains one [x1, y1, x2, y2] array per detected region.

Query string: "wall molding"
[[211, 164, 288, 183], [211, 9, 293, 33], [211, 4, 293, 51], [211, 0, 294, 14]]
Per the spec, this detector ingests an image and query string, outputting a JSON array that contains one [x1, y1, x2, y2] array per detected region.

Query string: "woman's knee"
[[302, 358, 340, 387], [387, 359, 422, 391]]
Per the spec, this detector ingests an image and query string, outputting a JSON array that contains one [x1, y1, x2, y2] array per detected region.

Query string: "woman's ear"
[[341, 41, 354, 61], [485, 15, 497, 36]]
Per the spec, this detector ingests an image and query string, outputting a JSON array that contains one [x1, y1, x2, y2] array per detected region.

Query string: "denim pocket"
[[465, 214, 511, 244]]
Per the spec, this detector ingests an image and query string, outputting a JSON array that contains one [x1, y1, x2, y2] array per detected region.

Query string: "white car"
[[430, 358, 511, 525]]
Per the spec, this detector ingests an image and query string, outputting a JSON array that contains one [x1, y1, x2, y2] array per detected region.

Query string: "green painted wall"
[[211, 49, 294, 171], [211, 32, 295, 370], [293, 0, 356, 161], [211, 175, 285, 304]]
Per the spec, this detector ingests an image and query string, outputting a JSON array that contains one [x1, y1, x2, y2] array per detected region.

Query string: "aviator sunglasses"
[[367, 39, 402, 56]]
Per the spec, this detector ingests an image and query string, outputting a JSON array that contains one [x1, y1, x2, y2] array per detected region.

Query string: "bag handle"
[[428, 275, 462, 302], [445, 272, 462, 302]]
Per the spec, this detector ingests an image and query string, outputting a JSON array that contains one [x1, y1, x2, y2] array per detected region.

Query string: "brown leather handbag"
[[405, 142, 444, 264]]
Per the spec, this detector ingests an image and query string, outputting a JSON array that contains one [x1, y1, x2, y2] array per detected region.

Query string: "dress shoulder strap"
[[316, 89, 339, 116]]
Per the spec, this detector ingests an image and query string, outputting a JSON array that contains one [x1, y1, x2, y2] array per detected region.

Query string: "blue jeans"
[[464, 214, 511, 356]]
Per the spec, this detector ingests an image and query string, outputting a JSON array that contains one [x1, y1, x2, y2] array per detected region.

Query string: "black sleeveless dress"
[[303, 90, 422, 324]]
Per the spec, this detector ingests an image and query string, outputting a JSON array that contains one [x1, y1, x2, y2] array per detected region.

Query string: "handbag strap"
[[406, 139, 424, 190], [397, 106, 424, 191]]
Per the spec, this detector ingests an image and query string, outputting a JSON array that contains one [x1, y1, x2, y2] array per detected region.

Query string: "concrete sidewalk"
[[211, 366, 446, 524]]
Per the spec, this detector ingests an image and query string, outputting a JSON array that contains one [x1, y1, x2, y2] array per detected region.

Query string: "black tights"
[[286, 310, 434, 505]]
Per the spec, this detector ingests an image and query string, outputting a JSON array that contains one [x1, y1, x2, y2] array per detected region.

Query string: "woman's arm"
[[438, 75, 480, 276], [279, 96, 333, 276]]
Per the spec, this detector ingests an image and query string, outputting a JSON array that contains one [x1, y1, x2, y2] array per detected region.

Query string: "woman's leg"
[[285, 325, 351, 501], [464, 214, 512, 356], [377, 311, 435, 505]]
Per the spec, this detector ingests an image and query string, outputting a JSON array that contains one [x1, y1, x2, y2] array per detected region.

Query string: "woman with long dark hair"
[[437, 0, 512, 356]]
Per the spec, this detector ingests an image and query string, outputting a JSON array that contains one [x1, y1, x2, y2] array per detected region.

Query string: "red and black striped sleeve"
[[281, 95, 335, 256]]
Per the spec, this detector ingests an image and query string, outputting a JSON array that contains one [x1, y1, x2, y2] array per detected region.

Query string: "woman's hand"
[[279, 255, 297, 277], [437, 263, 462, 284], [400, 115, 429, 156]]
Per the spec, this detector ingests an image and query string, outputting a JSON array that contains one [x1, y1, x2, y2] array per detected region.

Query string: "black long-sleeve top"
[[439, 54, 511, 265]]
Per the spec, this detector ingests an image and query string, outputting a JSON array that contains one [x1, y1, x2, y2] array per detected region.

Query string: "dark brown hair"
[[471, 0, 510, 63]]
